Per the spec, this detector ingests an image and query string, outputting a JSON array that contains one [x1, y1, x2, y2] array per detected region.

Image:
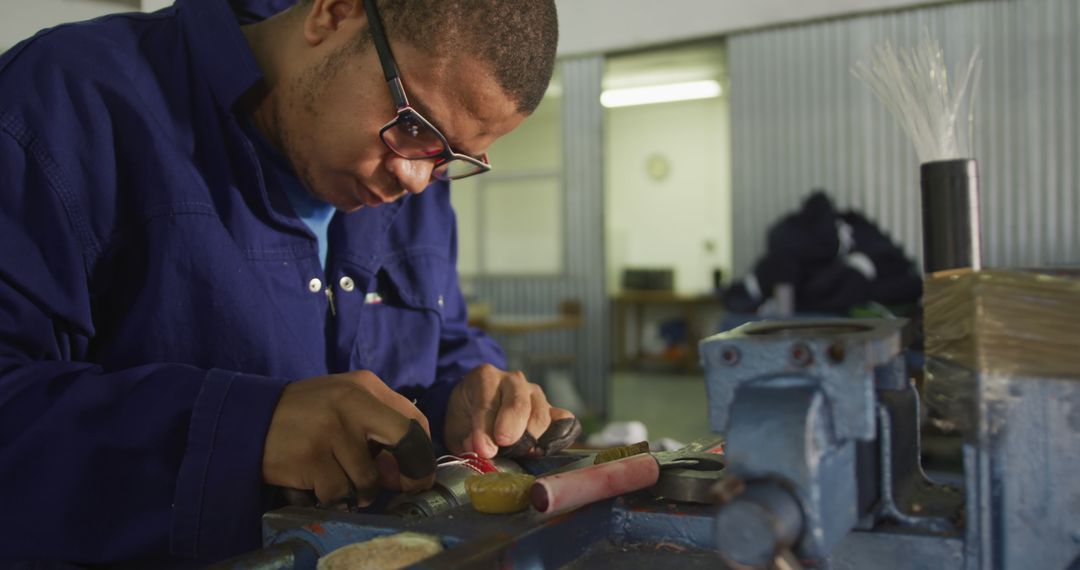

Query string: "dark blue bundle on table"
[[724, 190, 922, 316]]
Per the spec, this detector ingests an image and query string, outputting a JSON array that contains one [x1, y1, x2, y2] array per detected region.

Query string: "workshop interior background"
[[5, 0, 1076, 447]]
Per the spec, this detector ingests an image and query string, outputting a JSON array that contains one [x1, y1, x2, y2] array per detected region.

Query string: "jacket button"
[[339, 276, 356, 292], [308, 278, 323, 293]]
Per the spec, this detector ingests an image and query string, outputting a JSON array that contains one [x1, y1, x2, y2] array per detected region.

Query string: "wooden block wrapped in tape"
[[923, 269, 1080, 429], [924, 269, 1080, 378]]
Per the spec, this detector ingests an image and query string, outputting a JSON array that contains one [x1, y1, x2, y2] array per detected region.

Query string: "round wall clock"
[[645, 153, 671, 181]]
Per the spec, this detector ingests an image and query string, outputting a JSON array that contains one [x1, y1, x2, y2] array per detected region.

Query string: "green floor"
[[607, 371, 713, 444]]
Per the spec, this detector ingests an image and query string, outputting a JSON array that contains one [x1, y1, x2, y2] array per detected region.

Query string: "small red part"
[[440, 453, 499, 474]]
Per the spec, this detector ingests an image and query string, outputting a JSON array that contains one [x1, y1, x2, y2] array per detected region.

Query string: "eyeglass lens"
[[382, 116, 444, 159], [382, 116, 486, 180]]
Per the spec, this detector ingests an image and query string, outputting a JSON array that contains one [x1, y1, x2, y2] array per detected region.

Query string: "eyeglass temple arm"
[[362, 0, 408, 107]]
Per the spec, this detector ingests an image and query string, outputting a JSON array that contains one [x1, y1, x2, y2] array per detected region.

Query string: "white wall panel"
[[555, 0, 962, 57], [729, 0, 1079, 276]]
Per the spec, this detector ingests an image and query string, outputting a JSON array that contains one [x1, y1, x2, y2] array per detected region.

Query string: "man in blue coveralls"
[[0, 0, 573, 566]]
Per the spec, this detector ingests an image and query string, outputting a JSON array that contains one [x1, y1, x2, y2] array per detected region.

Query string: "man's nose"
[[385, 155, 437, 196]]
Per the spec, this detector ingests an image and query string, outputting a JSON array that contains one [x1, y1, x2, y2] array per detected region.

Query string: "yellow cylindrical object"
[[464, 472, 536, 514]]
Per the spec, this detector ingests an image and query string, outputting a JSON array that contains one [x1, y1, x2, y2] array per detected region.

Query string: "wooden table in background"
[[468, 301, 582, 371], [612, 291, 724, 374]]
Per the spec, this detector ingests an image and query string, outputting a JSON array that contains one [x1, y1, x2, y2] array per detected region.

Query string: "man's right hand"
[[261, 371, 436, 508]]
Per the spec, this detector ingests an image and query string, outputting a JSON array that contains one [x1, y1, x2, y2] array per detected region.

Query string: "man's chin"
[[313, 180, 398, 212], [328, 195, 365, 213], [306, 183, 363, 212]]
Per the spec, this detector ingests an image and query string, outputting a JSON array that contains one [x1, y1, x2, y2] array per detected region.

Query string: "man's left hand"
[[445, 364, 575, 458]]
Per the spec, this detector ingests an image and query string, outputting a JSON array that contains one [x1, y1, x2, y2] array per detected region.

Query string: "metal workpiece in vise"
[[700, 319, 962, 568], [388, 418, 584, 519], [386, 457, 525, 519]]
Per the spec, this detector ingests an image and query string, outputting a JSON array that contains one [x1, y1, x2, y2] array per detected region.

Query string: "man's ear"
[[301, 0, 365, 47]]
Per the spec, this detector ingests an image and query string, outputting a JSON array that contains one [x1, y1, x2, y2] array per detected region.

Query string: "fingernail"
[[496, 434, 513, 446]]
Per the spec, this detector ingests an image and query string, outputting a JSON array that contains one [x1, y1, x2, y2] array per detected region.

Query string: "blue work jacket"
[[0, 0, 505, 566]]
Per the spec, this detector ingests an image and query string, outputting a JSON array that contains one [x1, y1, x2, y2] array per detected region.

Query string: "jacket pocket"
[[353, 252, 449, 389]]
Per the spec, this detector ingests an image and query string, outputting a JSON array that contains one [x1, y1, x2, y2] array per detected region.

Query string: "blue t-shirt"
[[244, 120, 336, 269]]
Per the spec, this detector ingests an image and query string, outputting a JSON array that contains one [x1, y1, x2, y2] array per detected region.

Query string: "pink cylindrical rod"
[[530, 453, 660, 514]]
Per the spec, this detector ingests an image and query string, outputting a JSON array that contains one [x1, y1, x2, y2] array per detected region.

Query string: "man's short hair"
[[296, 0, 558, 114]]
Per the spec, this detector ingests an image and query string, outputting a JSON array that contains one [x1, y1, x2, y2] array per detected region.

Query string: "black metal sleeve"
[[920, 159, 983, 273]]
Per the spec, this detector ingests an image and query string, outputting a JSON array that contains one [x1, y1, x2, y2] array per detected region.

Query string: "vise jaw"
[[701, 319, 907, 441], [700, 319, 908, 562]]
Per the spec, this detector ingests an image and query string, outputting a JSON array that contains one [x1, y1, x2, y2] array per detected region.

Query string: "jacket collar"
[[176, 0, 265, 112]]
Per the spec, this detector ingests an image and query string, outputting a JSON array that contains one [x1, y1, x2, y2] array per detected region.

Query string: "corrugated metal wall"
[[729, 0, 1079, 277], [472, 56, 610, 415]]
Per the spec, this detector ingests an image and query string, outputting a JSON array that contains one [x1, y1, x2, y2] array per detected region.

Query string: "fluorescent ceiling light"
[[600, 80, 722, 108]]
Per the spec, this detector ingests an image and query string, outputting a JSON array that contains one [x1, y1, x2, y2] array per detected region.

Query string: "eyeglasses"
[[363, 0, 491, 181]]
